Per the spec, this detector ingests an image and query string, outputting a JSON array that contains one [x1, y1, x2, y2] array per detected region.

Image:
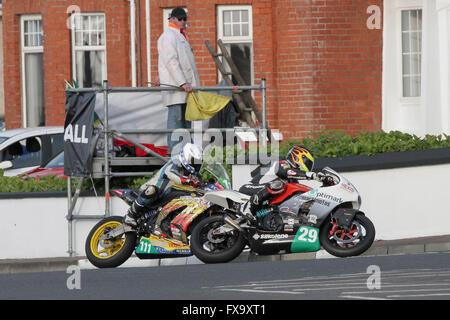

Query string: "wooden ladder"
[[205, 39, 266, 129]]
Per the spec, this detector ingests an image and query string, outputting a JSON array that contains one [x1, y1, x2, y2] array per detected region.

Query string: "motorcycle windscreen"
[[290, 226, 321, 253]]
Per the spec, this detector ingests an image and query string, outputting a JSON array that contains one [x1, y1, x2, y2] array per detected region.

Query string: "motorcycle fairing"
[[290, 225, 321, 253], [154, 197, 212, 242], [170, 198, 212, 241], [270, 183, 312, 205], [247, 228, 297, 255], [154, 196, 198, 232], [135, 234, 192, 259], [247, 223, 322, 255]]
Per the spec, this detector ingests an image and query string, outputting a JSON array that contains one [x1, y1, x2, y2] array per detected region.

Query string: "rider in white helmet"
[[124, 143, 203, 227]]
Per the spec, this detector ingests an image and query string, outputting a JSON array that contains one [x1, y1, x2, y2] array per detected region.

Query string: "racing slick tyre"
[[190, 215, 246, 264], [85, 216, 137, 268], [319, 213, 375, 258]]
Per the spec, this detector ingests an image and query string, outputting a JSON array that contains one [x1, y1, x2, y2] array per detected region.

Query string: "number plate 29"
[[290, 226, 321, 253]]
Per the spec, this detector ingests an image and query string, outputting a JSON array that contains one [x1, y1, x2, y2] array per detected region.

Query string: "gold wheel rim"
[[90, 221, 126, 259]]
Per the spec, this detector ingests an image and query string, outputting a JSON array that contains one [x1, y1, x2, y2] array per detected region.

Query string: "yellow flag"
[[186, 91, 231, 121]]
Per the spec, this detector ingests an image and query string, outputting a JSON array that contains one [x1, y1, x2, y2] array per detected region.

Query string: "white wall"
[[0, 196, 128, 259], [233, 163, 450, 241], [1, 163, 450, 259]]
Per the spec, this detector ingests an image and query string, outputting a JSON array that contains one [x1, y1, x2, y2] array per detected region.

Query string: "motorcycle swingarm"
[[101, 223, 135, 240]]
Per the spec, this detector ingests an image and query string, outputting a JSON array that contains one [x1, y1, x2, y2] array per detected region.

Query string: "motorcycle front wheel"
[[319, 213, 375, 258], [190, 215, 247, 264], [85, 216, 137, 268]]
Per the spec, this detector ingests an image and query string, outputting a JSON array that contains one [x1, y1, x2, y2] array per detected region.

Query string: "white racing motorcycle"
[[190, 167, 375, 263]]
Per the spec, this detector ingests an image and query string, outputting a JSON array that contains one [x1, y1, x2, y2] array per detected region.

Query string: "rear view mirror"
[[0, 161, 13, 170]]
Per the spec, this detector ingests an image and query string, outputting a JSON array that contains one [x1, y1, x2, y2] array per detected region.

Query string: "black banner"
[[63, 91, 96, 177]]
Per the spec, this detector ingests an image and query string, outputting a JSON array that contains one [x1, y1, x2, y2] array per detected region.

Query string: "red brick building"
[[2, 0, 383, 140]]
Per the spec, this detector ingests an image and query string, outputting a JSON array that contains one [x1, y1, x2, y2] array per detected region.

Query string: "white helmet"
[[178, 143, 203, 174]]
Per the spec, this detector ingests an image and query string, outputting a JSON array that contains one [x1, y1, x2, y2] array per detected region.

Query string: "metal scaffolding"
[[65, 79, 267, 256]]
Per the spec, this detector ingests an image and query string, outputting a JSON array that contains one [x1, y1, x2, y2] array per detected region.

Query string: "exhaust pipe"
[[224, 216, 243, 232]]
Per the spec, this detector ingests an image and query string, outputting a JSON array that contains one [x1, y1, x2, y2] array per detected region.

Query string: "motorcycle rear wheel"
[[319, 214, 375, 257], [85, 216, 137, 268], [190, 215, 246, 264]]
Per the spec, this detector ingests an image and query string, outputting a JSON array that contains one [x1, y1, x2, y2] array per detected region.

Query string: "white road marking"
[[219, 288, 304, 295], [207, 267, 450, 299], [340, 295, 390, 300], [343, 288, 450, 295], [387, 293, 450, 298]]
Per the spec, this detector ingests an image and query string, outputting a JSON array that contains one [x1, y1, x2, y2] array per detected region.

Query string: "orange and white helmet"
[[286, 145, 314, 172]]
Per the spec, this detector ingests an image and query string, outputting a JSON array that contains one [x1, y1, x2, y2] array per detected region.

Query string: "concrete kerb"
[[1, 236, 450, 274]]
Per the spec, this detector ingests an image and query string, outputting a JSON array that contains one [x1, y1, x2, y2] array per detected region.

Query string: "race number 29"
[[297, 226, 318, 243]]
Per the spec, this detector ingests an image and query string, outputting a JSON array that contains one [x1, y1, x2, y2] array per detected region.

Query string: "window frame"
[[217, 5, 254, 85], [399, 8, 423, 99], [70, 12, 107, 88], [20, 14, 44, 127], [396, 4, 423, 103]]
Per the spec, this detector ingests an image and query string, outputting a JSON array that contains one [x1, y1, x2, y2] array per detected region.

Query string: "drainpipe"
[[145, 0, 151, 87], [129, 0, 137, 87]]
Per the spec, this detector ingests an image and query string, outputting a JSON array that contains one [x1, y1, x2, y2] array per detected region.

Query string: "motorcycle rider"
[[239, 145, 323, 220], [123, 143, 204, 227]]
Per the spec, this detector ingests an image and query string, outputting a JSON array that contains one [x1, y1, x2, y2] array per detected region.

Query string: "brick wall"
[[272, 0, 383, 139], [2, 0, 382, 141], [2, 0, 130, 129]]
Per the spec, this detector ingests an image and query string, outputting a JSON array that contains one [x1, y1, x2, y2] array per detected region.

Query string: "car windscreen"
[[45, 151, 64, 168]]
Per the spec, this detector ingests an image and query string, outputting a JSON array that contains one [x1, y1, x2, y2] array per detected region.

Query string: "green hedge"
[[2, 130, 450, 193], [280, 130, 450, 158], [0, 171, 152, 193]]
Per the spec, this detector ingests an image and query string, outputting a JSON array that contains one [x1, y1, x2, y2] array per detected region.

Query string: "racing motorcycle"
[[85, 163, 231, 268], [190, 167, 375, 264]]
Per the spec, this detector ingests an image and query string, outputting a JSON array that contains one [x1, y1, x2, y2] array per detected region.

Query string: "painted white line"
[[246, 268, 450, 285], [340, 295, 390, 300], [345, 283, 450, 289], [387, 293, 450, 298], [291, 286, 378, 292], [256, 283, 378, 290], [222, 279, 384, 290], [219, 288, 304, 295], [343, 288, 450, 295]]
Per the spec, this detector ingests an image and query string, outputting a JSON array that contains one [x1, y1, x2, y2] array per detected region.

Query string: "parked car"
[[0, 126, 64, 176], [23, 150, 66, 179]]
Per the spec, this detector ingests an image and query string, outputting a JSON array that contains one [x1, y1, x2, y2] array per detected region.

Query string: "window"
[[217, 5, 253, 85], [49, 133, 64, 156], [2, 137, 42, 169], [21, 15, 45, 127], [401, 9, 422, 98], [71, 13, 107, 88]]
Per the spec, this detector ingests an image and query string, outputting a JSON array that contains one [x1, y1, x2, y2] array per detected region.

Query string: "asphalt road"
[[2, 251, 450, 302]]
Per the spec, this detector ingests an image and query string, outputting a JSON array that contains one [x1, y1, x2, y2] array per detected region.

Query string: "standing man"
[[157, 7, 200, 153]]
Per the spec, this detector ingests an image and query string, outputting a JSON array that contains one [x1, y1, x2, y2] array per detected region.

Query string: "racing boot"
[[123, 185, 158, 227], [123, 210, 138, 227], [240, 200, 256, 222]]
